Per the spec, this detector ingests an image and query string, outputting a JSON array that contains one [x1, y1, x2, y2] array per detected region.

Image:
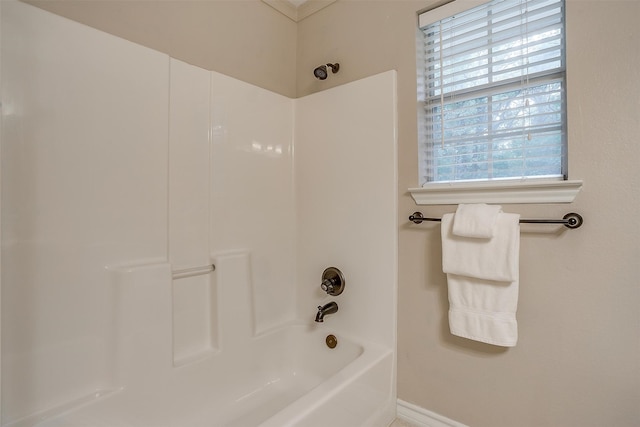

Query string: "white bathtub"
[[5, 323, 394, 427]]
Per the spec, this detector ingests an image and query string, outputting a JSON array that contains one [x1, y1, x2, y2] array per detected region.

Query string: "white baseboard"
[[396, 399, 469, 427]]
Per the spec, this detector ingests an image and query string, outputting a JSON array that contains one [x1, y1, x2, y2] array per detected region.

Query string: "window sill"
[[408, 179, 583, 205]]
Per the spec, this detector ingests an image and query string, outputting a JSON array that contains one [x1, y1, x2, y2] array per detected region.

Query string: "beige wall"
[[298, 1, 640, 426], [24, 0, 298, 98], [18, 1, 640, 426]]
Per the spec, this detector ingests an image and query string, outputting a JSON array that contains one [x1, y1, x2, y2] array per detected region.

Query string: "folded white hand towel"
[[442, 213, 519, 282], [453, 203, 503, 238], [441, 212, 520, 347]]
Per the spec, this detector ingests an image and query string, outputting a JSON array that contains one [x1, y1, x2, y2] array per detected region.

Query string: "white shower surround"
[[0, 1, 397, 426]]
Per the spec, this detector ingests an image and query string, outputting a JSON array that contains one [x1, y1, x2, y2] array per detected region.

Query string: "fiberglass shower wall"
[[0, 1, 295, 421], [294, 73, 398, 346], [1, 1, 169, 418], [171, 60, 297, 363]]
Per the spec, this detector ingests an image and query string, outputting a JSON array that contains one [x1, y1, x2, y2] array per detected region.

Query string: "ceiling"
[[262, 0, 337, 22]]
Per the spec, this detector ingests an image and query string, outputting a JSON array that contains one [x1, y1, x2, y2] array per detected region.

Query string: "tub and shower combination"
[[0, 1, 398, 426]]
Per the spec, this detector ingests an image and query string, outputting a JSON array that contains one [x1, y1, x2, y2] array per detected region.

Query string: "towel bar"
[[408, 212, 583, 229], [172, 264, 216, 280]]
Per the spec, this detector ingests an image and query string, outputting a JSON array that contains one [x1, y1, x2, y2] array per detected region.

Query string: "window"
[[417, 0, 567, 185]]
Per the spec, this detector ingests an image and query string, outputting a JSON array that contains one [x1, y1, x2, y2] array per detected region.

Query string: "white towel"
[[442, 213, 519, 282], [441, 212, 520, 347], [453, 203, 503, 238]]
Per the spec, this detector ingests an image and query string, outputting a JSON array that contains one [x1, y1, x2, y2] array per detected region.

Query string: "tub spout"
[[315, 301, 338, 322]]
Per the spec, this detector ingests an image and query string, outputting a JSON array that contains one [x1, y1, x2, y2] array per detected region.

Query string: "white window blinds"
[[417, 0, 566, 184]]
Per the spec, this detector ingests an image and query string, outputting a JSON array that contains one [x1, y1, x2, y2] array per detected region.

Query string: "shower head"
[[313, 63, 340, 80], [314, 65, 328, 80]]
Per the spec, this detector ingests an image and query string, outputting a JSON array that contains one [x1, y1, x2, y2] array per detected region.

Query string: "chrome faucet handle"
[[321, 278, 335, 294], [320, 267, 345, 296]]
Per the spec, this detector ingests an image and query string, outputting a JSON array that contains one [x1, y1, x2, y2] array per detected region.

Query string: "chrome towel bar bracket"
[[408, 212, 583, 229]]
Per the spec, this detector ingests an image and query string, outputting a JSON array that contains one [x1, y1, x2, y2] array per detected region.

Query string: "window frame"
[[411, 0, 581, 204]]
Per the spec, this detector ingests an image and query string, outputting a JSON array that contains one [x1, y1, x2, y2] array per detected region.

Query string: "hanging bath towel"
[[441, 212, 520, 347]]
